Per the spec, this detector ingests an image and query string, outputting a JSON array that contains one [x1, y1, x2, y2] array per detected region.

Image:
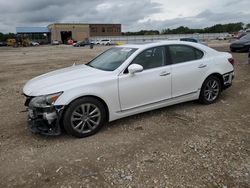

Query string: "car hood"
[[23, 64, 109, 96]]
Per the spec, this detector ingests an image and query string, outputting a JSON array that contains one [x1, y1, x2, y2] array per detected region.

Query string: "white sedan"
[[23, 41, 234, 137], [31, 41, 40, 46], [95, 39, 111, 45]]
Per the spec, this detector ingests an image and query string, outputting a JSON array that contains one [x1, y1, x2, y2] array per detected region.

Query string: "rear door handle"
[[160, 71, 171, 76], [198, 64, 207, 68]]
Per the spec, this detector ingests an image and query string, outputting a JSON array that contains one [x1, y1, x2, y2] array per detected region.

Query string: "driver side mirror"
[[128, 64, 143, 74]]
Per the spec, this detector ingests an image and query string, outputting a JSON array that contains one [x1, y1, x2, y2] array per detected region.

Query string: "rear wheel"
[[199, 76, 221, 104], [63, 97, 106, 138]]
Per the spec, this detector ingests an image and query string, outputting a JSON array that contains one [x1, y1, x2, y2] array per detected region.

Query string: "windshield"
[[240, 34, 250, 40], [87, 47, 137, 71]]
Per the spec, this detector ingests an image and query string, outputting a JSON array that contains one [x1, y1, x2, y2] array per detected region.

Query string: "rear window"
[[168, 45, 204, 64]]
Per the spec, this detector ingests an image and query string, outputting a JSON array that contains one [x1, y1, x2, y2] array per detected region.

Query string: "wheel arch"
[[203, 73, 224, 90], [62, 95, 110, 122], [199, 72, 223, 104]]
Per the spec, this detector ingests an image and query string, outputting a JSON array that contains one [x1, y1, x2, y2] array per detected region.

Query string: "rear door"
[[168, 45, 208, 97]]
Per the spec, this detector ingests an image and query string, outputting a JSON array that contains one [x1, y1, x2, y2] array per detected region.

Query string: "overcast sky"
[[0, 0, 250, 33]]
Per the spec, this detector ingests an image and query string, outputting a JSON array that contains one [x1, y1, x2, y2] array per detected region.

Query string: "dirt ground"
[[0, 42, 249, 188]]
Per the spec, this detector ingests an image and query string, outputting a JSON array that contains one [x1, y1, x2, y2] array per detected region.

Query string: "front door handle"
[[198, 64, 207, 68], [160, 71, 171, 76]]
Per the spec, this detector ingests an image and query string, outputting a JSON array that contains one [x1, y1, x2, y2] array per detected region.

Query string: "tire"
[[199, 76, 222, 104], [63, 97, 107, 138], [230, 48, 236, 52]]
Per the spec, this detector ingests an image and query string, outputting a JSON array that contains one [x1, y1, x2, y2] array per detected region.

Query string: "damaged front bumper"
[[25, 96, 64, 136]]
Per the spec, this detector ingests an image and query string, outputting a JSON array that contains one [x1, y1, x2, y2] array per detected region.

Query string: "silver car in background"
[[180, 38, 208, 46]]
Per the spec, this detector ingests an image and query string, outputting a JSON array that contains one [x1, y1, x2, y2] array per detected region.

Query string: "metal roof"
[[16, 27, 50, 33]]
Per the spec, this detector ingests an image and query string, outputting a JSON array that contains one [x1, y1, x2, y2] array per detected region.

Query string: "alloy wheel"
[[70, 103, 101, 134], [204, 80, 220, 102]]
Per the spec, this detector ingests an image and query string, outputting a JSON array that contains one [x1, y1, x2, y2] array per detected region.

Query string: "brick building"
[[48, 23, 121, 43], [17, 23, 122, 44]]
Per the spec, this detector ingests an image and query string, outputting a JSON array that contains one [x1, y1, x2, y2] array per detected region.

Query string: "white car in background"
[[180, 38, 208, 46], [31, 41, 39, 46], [23, 41, 234, 138], [95, 39, 111, 45], [51, 40, 60, 45]]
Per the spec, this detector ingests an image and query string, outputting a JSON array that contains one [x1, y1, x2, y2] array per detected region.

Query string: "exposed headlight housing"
[[29, 92, 63, 108]]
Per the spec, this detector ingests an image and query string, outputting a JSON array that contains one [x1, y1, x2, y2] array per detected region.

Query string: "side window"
[[195, 49, 203, 59], [168, 45, 204, 64], [131, 46, 165, 70]]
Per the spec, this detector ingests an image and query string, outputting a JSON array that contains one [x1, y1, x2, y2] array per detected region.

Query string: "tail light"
[[228, 58, 235, 66]]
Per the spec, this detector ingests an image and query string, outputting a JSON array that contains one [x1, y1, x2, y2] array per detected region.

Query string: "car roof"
[[116, 40, 218, 56], [118, 40, 212, 52]]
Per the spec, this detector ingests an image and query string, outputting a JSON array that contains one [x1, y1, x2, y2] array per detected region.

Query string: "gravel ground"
[[0, 42, 249, 188]]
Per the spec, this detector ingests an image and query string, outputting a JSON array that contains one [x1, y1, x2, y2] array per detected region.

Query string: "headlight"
[[45, 92, 63, 104], [29, 92, 63, 108]]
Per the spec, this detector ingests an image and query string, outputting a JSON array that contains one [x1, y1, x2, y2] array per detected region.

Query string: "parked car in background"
[[67, 39, 78, 45], [216, 36, 226, 40], [31, 41, 39, 46], [67, 39, 74, 45], [96, 39, 111, 45], [73, 40, 94, 47], [180, 38, 207, 46], [230, 34, 250, 52], [233, 32, 247, 39], [0, 41, 7, 46], [23, 41, 234, 138], [51, 40, 60, 45]]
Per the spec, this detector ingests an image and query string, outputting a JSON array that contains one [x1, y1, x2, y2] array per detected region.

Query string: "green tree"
[[122, 30, 160, 36], [161, 22, 244, 34], [0, 32, 4, 41], [0, 33, 16, 41]]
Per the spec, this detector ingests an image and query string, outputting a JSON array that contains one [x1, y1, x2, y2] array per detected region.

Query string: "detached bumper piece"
[[27, 105, 63, 136], [223, 71, 234, 89]]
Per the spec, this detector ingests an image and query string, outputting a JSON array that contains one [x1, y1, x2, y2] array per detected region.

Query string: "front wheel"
[[199, 76, 221, 104], [63, 97, 106, 138]]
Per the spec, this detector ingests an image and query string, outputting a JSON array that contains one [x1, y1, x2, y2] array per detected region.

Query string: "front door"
[[118, 46, 172, 111]]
